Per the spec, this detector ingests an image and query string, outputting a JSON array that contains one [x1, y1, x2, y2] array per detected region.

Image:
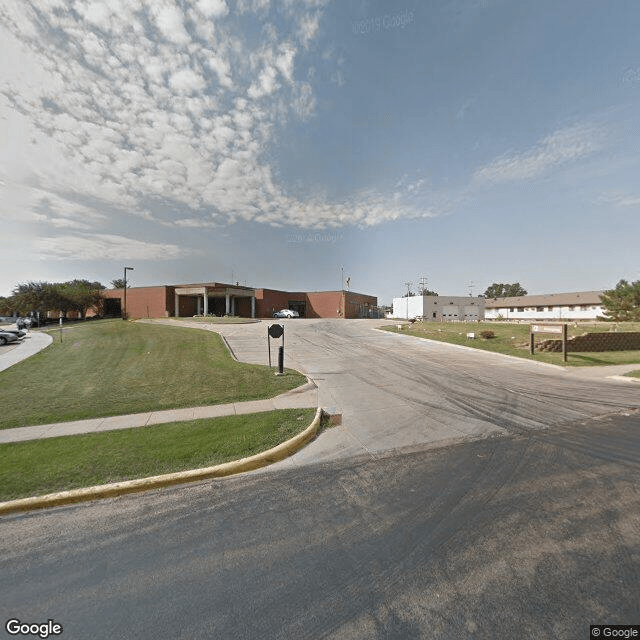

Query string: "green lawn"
[[0, 320, 306, 429], [624, 370, 640, 378], [0, 408, 317, 501], [383, 321, 640, 367]]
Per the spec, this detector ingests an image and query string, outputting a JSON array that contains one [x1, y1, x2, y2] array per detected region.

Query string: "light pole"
[[123, 266, 134, 320]]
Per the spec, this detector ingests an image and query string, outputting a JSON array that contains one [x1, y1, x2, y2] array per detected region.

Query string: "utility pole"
[[468, 281, 475, 297], [404, 281, 412, 319], [418, 276, 428, 296]]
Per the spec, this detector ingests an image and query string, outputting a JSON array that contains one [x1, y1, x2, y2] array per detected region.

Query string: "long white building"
[[484, 291, 604, 321], [392, 295, 485, 321]]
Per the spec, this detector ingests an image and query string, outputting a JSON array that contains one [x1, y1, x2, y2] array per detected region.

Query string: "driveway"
[[174, 318, 640, 469]]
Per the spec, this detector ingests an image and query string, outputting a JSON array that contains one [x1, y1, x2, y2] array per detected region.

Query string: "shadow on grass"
[[568, 353, 621, 365]]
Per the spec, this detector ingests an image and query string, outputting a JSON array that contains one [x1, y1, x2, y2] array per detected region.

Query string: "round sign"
[[268, 324, 284, 339]]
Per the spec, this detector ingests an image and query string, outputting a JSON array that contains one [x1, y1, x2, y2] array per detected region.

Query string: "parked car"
[[0, 330, 20, 345], [273, 309, 300, 318], [1, 328, 27, 339]]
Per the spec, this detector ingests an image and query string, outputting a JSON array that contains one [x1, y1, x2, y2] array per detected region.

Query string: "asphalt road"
[[2, 319, 639, 639]]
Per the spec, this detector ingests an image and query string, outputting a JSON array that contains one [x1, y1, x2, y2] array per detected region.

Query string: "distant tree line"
[[483, 282, 528, 298], [401, 287, 438, 297], [0, 280, 105, 319]]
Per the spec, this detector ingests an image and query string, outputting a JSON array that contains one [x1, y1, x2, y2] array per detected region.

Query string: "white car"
[[273, 309, 300, 318]]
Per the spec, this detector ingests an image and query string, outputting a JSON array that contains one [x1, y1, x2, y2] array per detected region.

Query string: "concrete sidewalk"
[[0, 331, 53, 373], [0, 382, 318, 444]]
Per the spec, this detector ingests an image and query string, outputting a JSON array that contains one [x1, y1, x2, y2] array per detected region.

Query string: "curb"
[[0, 407, 324, 516], [607, 375, 640, 383]]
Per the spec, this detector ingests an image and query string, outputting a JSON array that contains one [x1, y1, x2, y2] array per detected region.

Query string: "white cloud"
[[196, 0, 229, 18], [169, 67, 207, 94], [0, 0, 442, 236], [35, 234, 194, 260], [474, 122, 606, 184], [150, 3, 191, 46], [598, 192, 640, 208]]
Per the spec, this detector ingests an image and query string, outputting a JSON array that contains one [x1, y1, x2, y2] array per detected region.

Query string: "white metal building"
[[392, 295, 485, 321], [484, 291, 604, 321]]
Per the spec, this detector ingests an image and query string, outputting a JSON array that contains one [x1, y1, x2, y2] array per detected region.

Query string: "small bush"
[[480, 330, 495, 339]]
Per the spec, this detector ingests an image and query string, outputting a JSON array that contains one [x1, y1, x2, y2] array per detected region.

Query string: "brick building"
[[101, 282, 378, 320]]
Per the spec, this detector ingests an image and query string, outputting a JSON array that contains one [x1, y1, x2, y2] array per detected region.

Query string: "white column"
[[251, 296, 255, 318], [231, 297, 235, 316], [197, 296, 202, 315], [175, 293, 179, 317], [204, 294, 208, 316], [225, 292, 230, 315]]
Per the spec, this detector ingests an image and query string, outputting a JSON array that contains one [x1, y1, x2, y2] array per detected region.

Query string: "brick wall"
[[256, 289, 307, 317], [538, 332, 640, 352], [102, 287, 172, 319]]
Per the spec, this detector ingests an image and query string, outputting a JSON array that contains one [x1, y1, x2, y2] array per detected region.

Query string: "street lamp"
[[123, 266, 134, 320]]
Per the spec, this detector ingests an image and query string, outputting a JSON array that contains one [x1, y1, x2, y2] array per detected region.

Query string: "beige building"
[[484, 291, 604, 321]]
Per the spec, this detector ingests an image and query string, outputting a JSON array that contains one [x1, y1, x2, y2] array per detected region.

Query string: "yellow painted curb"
[[0, 407, 324, 516]]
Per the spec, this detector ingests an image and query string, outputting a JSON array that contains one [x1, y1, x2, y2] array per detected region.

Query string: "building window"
[[568, 305, 575, 311], [517, 308, 524, 312], [536, 307, 544, 312]]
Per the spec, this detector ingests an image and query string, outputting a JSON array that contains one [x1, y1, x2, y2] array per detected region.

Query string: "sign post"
[[530, 324, 568, 362], [268, 324, 285, 374]]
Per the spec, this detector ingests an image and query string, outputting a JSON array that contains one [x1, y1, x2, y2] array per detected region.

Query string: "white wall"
[[485, 305, 603, 321], [392, 295, 424, 319], [392, 296, 485, 320]]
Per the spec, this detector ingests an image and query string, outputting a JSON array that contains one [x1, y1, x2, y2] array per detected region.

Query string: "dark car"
[[0, 330, 20, 345], [2, 328, 27, 339]]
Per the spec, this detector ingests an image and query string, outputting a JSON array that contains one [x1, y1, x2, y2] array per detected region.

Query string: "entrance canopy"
[[174, 283, 256, 318]]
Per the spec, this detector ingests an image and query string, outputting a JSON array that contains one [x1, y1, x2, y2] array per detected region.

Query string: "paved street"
[[1, 319, 639, 639]]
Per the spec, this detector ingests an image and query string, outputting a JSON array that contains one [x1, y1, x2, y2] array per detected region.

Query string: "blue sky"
[[1, 0, 638, 305]]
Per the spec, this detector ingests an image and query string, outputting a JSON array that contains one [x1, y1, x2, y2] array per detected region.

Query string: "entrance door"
[[288, 301, 306, 317]]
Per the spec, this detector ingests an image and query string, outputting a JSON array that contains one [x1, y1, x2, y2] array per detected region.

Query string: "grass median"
[[0, 319, 306, 430], [382, 321, 640, 367], [0, 408, 317, 501]]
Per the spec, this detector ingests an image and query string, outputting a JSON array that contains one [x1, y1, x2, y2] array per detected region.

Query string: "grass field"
[[0, 319, 306, 430], [625, 370, 640, 378], [0, 408, 317, 501], [382, 321, 640, 367]]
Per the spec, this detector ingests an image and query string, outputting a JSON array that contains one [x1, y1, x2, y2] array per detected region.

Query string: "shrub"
[[480, 330, 495, 339]]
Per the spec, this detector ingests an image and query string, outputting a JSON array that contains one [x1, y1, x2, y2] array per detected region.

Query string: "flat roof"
[[485, 291, 604, 308]]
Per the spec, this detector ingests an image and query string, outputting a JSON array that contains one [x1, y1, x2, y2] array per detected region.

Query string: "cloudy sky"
[[1, 0, 639, 304]]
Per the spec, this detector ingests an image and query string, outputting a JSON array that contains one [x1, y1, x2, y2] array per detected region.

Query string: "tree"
[[59, 280, 104, 318], [483, 282, 528, 298], [0, 296, 15, 315], [111, 278, 126, 289], [10, 279, 104, 318], [11, 282, 59, 314], [600, 279, 640, 321], [418, 288, 438, 296]]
